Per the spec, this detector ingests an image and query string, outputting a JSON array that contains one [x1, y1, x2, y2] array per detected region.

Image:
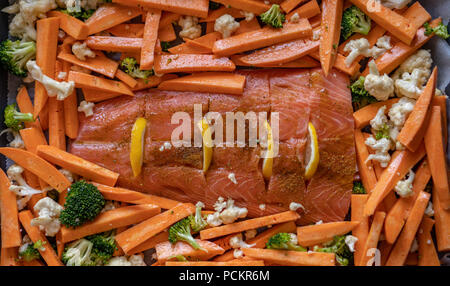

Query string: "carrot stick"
[[200, 6, 243, 22], [359, 211, 386, 266], [355, 130, 377, 192], [112, 0, 209, 18], [107, 23, 144, 38], [235, 18, 261, 35], [349, 0, 417, 45], [91, 182, 181, 210], [82, 88, 122, 103], [242, 248, 335, 266], [57, 51, 119, 78], [351, 194, 369, 266], [158, 24, 176, 42], [22, 259, 45, 266], [186, 32, 222, 52], [0, 148, 70, 192], [281, 0, 308, 13], [16, 87, 43, 131], [158, 72, 246, 95], [38, 103, 49, 131], [60, 204, 160, 243], [36, 145, 120, 187], [296, 221, 359, 247], [19, 127, 48, 154], [126, 231, 169, 255], [0, 247, 19, 266], [34, 17, 60, 118], [386, 191, 430, 266], [433, 182, 450, 252], [47, 11, 89, 40], [319, 0, 343, 76], [353, 98, 400, 129], [364, 144, 426, 217], [417, 217, 440, 266], [384, 159, 431, 244], [85, 3, 142, 35], [141, 9, 161, 71], [85, 36, 142, 53], [309, 50, 360, 76], [154, 54, 236, 74], [286, 0, 321, 20], [18, 211, 63, 266], [159, 12, 181, 27], [424, 106, 450, 210], [232, 54, 319, 68], [166, 260, 265, 266], [0, 169, 21, 248], [48, 61, 66, 151], [212, 20, 312, 56], [115, 203, 196, 254], [200, 211, 300, 240], [132, 74, 178, 91], [156, 240, 225, 263], [115, 69, 138, 88], [213, 0, 271, 14], [432, 95, 448, 147], [168, 42, 212, 54], [398, 67, 437, 152], [378, 240, 393, 266], [68, 71, 134, 96]]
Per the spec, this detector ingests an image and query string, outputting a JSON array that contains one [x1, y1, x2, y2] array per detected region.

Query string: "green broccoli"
[[86, 231, 117, 265], [19, 242, 42, 262], [260, 4, 286, 29], [189, 203, 207, 233], [314, 235, 353, 266], [120, 57, 154, 79], [352, 181, 366, 194], [60, 8, 95, 21], [4, 103, 35, 132], [0, 40, 36, 77], [62, 239, 95, 266], [60, 180, 105, 228], [341, 5, 371, 41], [209, 1, 221, 10], [168, 218, 204, 250], [350, 76, 377, 110], [424, 22, 449, 39], [375, 124, 390, 140], [266, 233, 306, 252]]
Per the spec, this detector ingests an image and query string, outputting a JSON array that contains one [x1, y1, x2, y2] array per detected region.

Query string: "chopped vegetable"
[[62, 238, 95, 266], [352, 181, 366, 194], [314, 235, 353, 266], [120, 57, 154, 79], [4, 103, 35, 132], [86, 231, 117, 265], [375, 124, 390, 140], [266, 233, 306, 252], [260, 4, 285, 29], [424, 22, 449, 39], [168, 218, 204, 251], [189, 203, 208, 233], [0, 40, 36, 77], [60, 8, 95, 21], [19, 241, 43, 262], [341, 5, 371, 41], [350, 76, 377, 110]]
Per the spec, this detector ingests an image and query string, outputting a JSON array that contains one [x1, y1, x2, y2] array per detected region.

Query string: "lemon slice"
[[197, 118, 213, 173], [304, 122, 319, 180], [130, 117, 147, 177], [262, 120, 274, 180]]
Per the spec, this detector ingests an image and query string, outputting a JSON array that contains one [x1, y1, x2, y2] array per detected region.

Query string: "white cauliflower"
[[240, 10, 255, 22], [78, 101, 95, 117], [381, 0, 412, 9], [364, 60, 394, 101], [106, 255, 146, 266], [425, 201, 434, 217], [7, 164, 43, 210], [289, 202, 305, 211], [30, 197, 63, 237], [207, 197, 248, 226], [343, 37, 392, 67], [178, 16, 202, 40], [72, 42, 96, 61], [370, 106, 389, 131], [214, 14, 240, 38], [206, 211, 222, 227], [388, 97, 416, 128], [0, 129, 25, 149], [392, 49, 432, 80], [57, 0, 99, 11], [394, 69, 430, 99], [59, 169, 76, 183], [345, 235, 358, 253], [101, 200, 116, 213], [395, 170, 415, 197], [228, 173, 238, 184], [26, 61, 75, 101], [376, 36, 392, 50], [365, 136, 392, 167], [229, 233, 255, 249]]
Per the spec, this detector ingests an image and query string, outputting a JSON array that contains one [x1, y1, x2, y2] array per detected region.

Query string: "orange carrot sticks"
[[48, 62, 66, 151], [359, 211, 386, 266], [353, 98, 400, 129], [82, 88, 123, 103], [0, 169, 21, 248], [286, 0, 321, 20], [68, 71, 134, 96], [166, 260, 265, 266], [319, 0, 343, 76], [19, 127, 48, 154], [213, 0, 270, 14], [60, 204, 160, 243], [47, 11, 89, 40], [296, 221, 360, 247], [281, 0, 307, 13], [115, 69, 138, 88], [16, 87, 43, 131], [154, 54, 236, 74], [57, 51, 119, 78], [115, 203, 196, 254], [141, 9, 161, 70], [36, 145, 120, 187], [433, 181, 450, 252], [417, 217, 440, 266], [242, 248, 336, 266], [19, 211, 63, 266], [127, 231, 169, 255], [108, 23, 145, 38], [355, 130, 377, 192], [0, 247, 19, 266], [112, 0, 209, 18], [235, 18, 261, 35], [85, 36, 142, 53], [159, 12, 181, 27], [386, 191, 430, 266], [351, 194, 369, 266], [200, 211, 300, 240], [85, 3, 142, 35]]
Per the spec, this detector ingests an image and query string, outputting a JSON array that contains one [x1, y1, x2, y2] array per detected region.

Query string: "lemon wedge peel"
[[262, 120, 274, 180], [304, 122, 319, 180], [130, 117, 147, 177], [198, 118, 213, 173]]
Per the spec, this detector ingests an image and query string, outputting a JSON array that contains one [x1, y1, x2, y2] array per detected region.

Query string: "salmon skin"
[[70, 69, 355, 224]]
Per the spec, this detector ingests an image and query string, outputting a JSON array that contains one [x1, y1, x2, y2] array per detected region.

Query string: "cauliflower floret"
[[0, 129, 25, 149], [392, 49, 432, 80], [343, 37, 392, 67], [394, 69, 430, 99], [388, 97, 416, 128], [229, 233, 255, 249], [178, 16, 202, 40], [425, 201, 434, 217], [381, 0, 412, 9], [370, 106, 389, 131], [364, 60, 394, 101], [57, 0, 99, 12], [101, 200, 116, 213], [290, 12, 300, 24], [365, 136, 391, 167], [59, 169, 76, 183], [233, 249, 244, 259], [30, 197, 63, 237], [206, 212, 222, 227], [214, 14, 240, 38], [106, 255, 146, 266], [376, 35, 392, 50], [345, 235, 358, 253], [72, 42, 96, 61], [9, 13, 37, 41], [289, 202, 305, 211], [213, 196, 227, 212], [395, 170, 415, 197], [7, 164, 43, 210], [2, 3, 20, 14], [228, 172, 238, 184], [219, 198, 248, 224], [240, 10, 255, 22], [26, 61, 75, 101], [78, 101, 95, 117]]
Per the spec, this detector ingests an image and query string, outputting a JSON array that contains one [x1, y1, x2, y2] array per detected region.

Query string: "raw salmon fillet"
[[70, 69, 355, 224]]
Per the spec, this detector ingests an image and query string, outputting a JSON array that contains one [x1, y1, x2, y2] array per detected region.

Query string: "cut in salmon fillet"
[[70, 69, 355, 224]]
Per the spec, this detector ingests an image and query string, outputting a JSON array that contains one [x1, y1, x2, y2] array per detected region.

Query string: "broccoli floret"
[[260, 4, 286, 29], [266, 233, 306, 252], [424, 22, 449, 39], [120, 57, 154, 79], [209, 1, 221, 10], [86, 231, 117, 265], [350, 76, 377, 110], [62, 239, 95, 266], [168, 218, 204, 250], [4, 103, 35, 132], [0, 40, 36, 77], [60, 181, 105, 228], [189, 203, 207, 233], [352, 181, 366, 194], [314, 235, 353, 266], [60, 8, 95, 21], [341, 6, 371, 40], [19, 243, 40, 262], [375, 124, 390, 140]]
